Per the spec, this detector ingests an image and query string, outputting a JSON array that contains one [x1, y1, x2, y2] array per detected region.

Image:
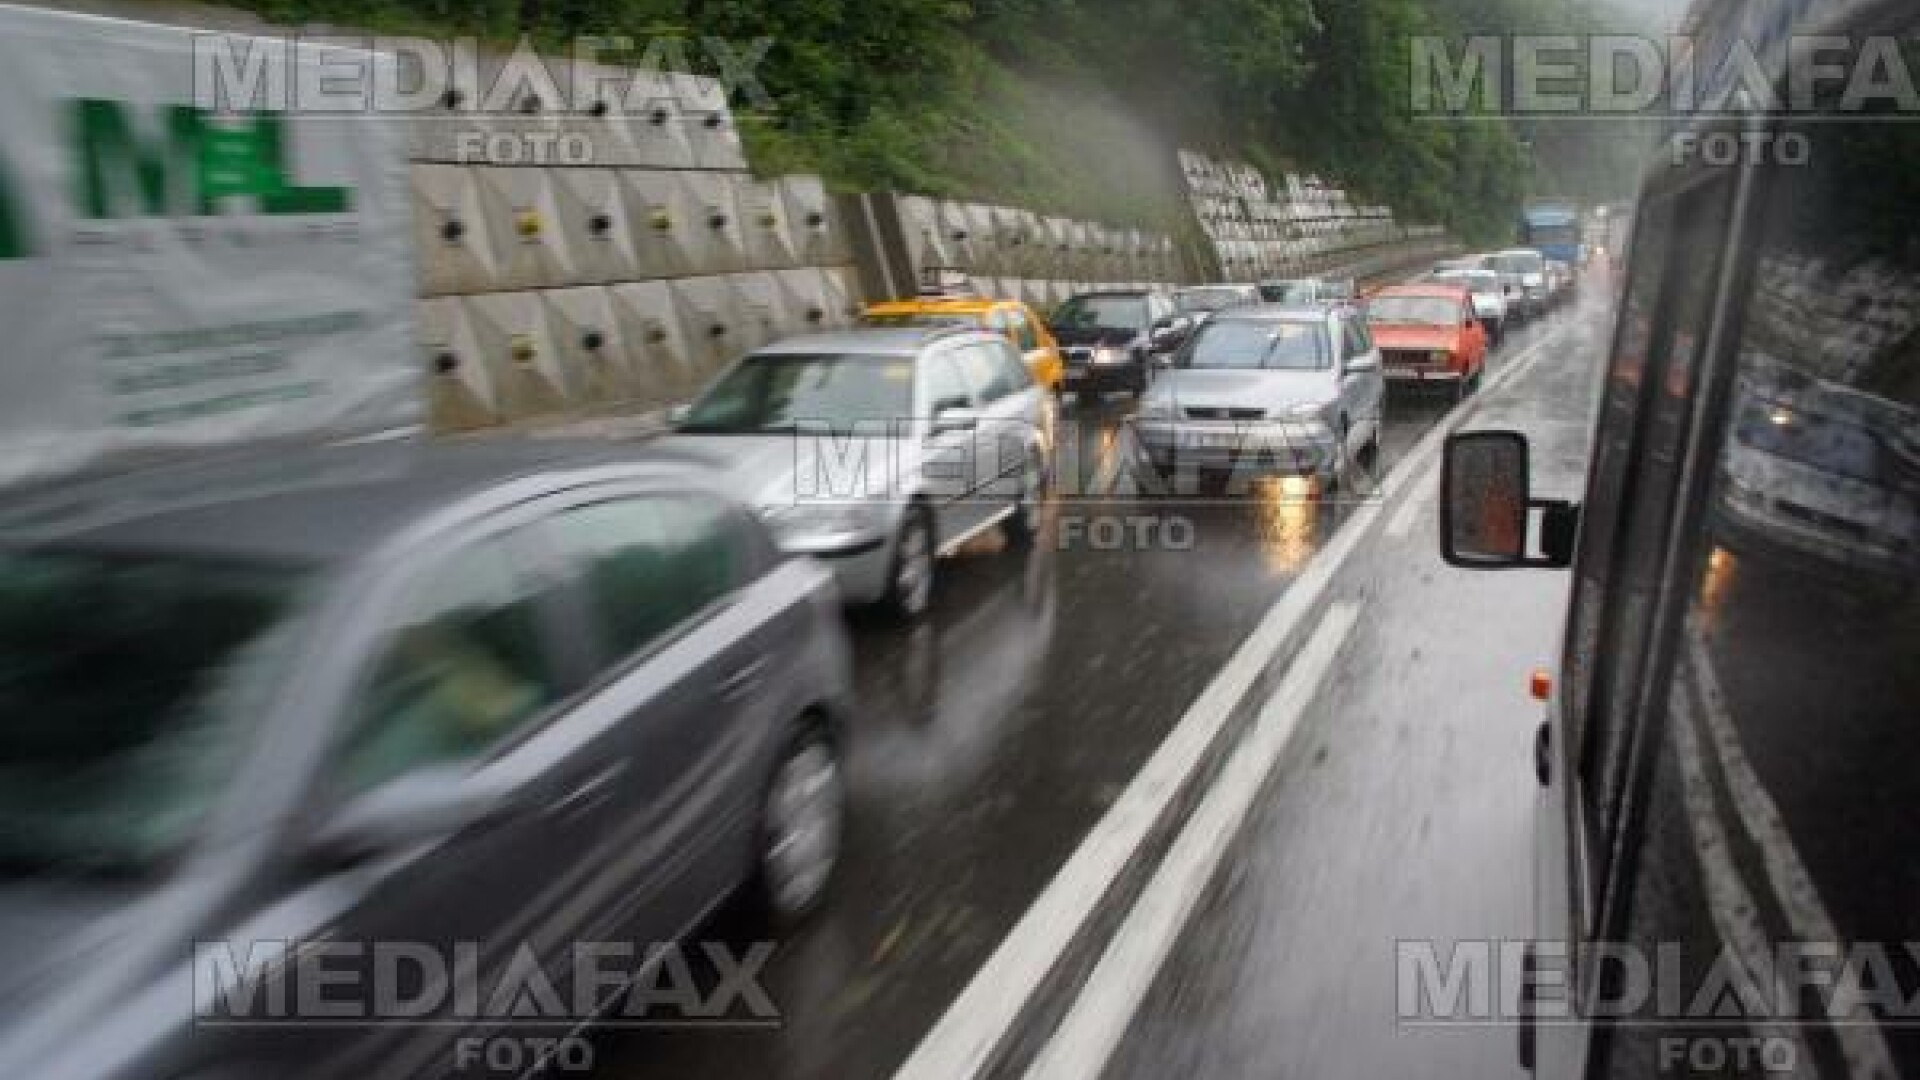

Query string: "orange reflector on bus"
[[1530, 669, 1553, 702]]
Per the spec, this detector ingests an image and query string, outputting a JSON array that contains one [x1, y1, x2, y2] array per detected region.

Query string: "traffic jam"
[[5, 0, 1920, 1079]]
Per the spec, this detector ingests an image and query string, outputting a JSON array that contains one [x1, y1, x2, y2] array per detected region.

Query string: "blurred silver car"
[[0, 440, 854, 1080], [1129, 304, 1385, 488], [1487, 248, 1550, 318], [668, 327, 1052, 619]]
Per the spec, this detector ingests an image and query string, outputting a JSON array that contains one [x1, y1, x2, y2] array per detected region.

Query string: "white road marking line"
[[1670, 691, 1823, 1076], [891, 322, 1572, 1080], [1684, 626, 1898, 1080], [890, 504, 1380, 1080], [1385, 461, 1435, 540], [1021, 603, 1359, 1080]]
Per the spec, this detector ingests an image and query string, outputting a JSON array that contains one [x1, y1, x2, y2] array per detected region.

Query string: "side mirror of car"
[[308, 766, 515, 867], [930, 395, 978, 435], [668, 403, 691, 426], [1150, 317, 1191, 351], [1440, 431, 1580, 569]]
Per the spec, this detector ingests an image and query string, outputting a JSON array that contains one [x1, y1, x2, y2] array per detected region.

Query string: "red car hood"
[[1370, 324, 1461, 352]]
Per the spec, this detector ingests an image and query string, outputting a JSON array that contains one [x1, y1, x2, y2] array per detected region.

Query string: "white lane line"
[[1669, 691, 1822, 1076], [1684, 626, 1897, 1080], [891, 506, 1382, 1080], [1021, 604, 1359, 1080], [891, 322, 1571, 1080], [1384, 461, 1435, 540]]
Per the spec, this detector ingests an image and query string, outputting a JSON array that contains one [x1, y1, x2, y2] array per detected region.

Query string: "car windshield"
[[0, 551, 306, 874], [862, 311, 982, 329], [1367, 296, 1461, 327], [1491, 253, 1544, 274], [1182, 320, 1327, 371], [1053, 296, 1149, 332], [1174, 289, 1248, 315], [679, 353, 916, 434], [1734, 398, 1892, 485]]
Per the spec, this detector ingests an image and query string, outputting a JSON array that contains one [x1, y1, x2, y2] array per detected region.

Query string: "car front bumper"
[[1062, 359, 1145, 393], [1130, 420, 1336, 477]]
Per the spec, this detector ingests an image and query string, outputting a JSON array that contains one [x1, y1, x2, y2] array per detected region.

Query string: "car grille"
[[1184, 406, 1266, 420], [1383, 349, 1432, 370]]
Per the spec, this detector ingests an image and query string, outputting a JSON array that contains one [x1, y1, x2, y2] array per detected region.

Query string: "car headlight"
[[759, 501, 876, 538], [1431, 350, 1454, 365], [1134, 399, 1176, 421], [1092, 346, 1130, 366]]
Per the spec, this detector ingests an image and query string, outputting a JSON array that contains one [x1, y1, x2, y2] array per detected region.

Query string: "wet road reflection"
[[597, 313, 1555, 1080]]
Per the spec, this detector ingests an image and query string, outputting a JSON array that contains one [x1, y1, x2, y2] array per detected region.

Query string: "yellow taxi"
[[861, 295, 1066, 395]]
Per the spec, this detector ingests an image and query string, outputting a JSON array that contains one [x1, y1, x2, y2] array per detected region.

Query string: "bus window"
[[1600, 103, 1920, 1078]]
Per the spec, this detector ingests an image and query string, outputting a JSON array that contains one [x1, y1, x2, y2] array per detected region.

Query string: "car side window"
[[549, 496, 742, 671], [1007, 307, 1039, 352], [955, 342, 1014, 404], [1341, 317, 1368, 359], [921, 349, 974, 413], [336, 536, 562, 795], [991, 337, 1033, 391]]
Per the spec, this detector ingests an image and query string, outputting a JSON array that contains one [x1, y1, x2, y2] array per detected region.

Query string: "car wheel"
[[1004, 452, 1044, 546], [749, 721, 844, 926], [880, 504, 935, 621]]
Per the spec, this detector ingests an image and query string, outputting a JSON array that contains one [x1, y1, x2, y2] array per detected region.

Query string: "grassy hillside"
[[230, 0, 1655, 246]]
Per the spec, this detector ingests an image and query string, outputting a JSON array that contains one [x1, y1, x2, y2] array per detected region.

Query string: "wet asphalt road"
[[596, 299, 1604, 1080]]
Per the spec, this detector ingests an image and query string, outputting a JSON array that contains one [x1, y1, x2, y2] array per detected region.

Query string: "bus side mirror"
[[1440, 431, 1579, 569]]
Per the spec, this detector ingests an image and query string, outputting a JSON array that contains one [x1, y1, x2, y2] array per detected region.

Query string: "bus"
[[1441, 0, 1920, 1075]]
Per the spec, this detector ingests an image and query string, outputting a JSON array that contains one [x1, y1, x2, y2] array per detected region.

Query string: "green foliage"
[[211, 0, 1653, 246]]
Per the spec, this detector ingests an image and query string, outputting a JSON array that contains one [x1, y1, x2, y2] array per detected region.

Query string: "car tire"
[[879, 503, 935, 621], [746, 720, 844, 928]]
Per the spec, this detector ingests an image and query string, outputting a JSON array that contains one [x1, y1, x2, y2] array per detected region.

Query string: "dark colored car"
[[1440, 3, 1920, 1075], [1048, 290, 1192, 398], [0, 440, 853, 1080]]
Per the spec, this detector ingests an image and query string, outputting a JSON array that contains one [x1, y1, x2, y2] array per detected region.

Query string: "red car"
[[1364, 283, 1489, 399]]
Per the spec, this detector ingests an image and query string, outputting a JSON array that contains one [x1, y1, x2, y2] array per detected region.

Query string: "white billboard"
[[0, 4, 417, 487]]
